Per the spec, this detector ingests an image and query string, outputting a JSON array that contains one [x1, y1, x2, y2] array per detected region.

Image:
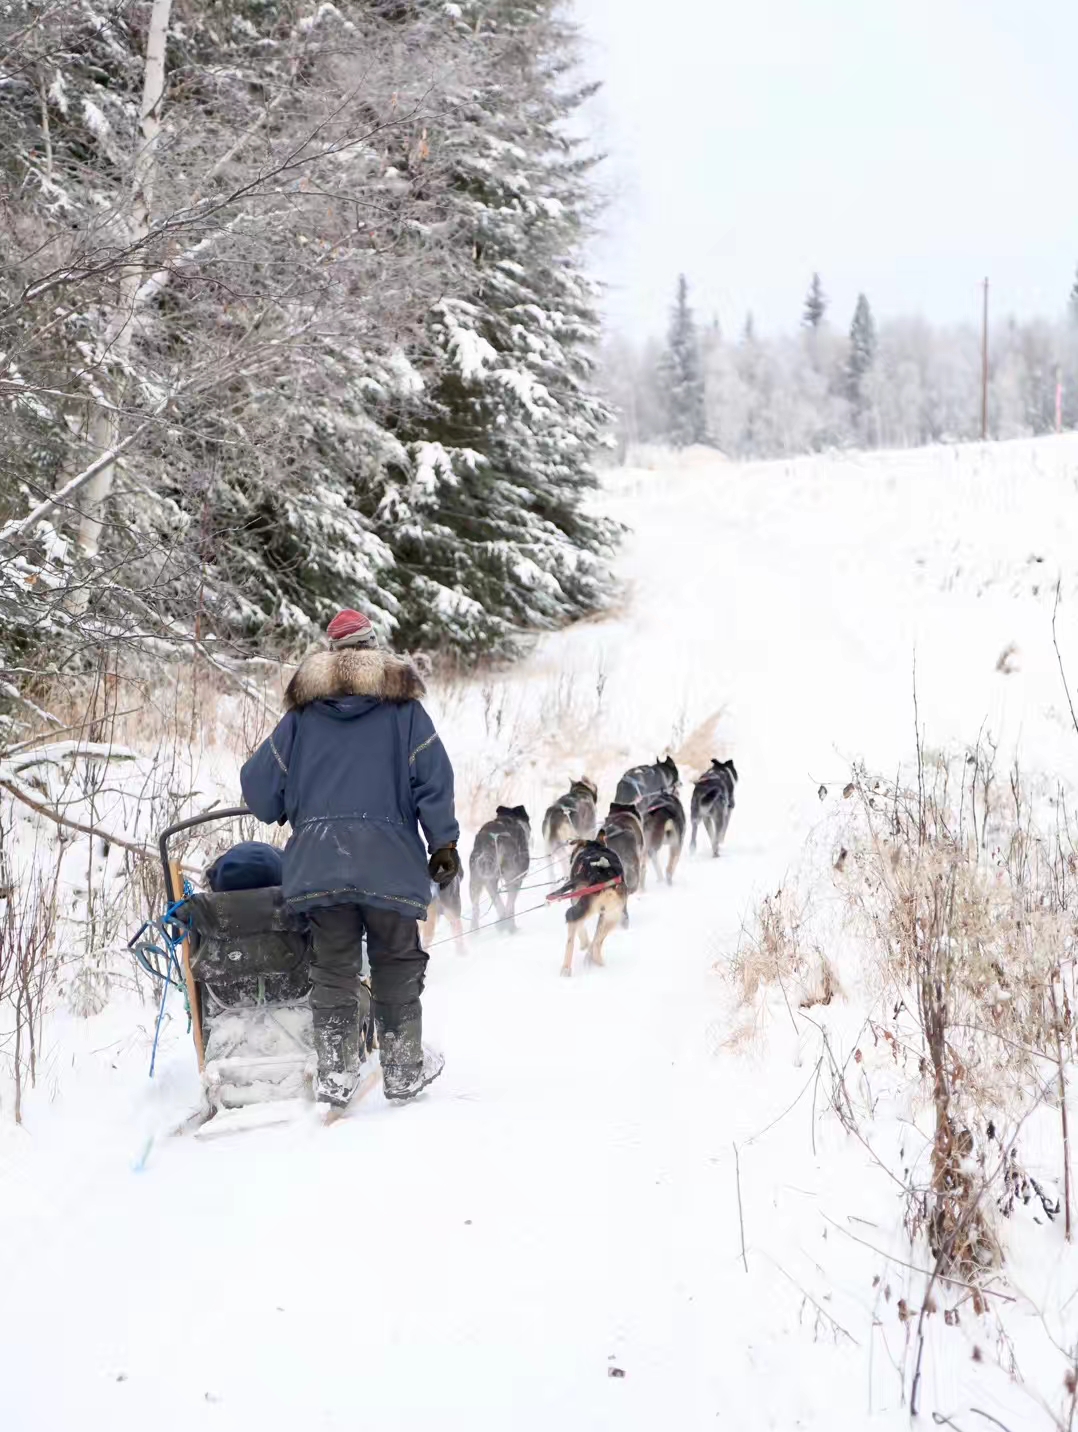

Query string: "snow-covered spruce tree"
[[658, 274, 707, 448], [119, 0, 472, 645], [2, 0, 423, 650], [2, 0, 615, 664], [802, 272, 827, 330], [366, 0, 616, 656], [845, 292, 877, 433]]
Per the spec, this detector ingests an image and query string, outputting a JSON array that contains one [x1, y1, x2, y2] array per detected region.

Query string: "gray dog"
[[613, 756, 679, 813], [469, 805, 531, 932], [690, 759, 738, 857]]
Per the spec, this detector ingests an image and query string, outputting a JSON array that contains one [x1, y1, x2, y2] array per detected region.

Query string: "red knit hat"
[[326, 609, 376, 649]]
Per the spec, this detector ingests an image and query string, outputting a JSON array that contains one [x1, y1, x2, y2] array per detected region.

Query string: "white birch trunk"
[[76, 0, 172, 559]]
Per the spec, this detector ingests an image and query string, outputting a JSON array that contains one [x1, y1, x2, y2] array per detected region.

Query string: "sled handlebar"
[[159, 806, 252, 902]]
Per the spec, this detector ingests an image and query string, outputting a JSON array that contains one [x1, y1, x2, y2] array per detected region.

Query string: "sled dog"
[[552, 839, 627, 978], [642, 790, 686, 886], [469, 806, 531, 932], [690, 759, 738, 857], [542, 778, 599, 850], [420, 873, 464, 950], [614, 756, 679, 813], [599, 802, 646, 897]]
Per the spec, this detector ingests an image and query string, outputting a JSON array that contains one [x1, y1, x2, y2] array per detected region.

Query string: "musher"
[[240, 609, 461, 1105]]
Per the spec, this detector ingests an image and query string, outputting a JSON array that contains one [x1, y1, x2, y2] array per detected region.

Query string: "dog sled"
[[130, 807, 377, 1135]]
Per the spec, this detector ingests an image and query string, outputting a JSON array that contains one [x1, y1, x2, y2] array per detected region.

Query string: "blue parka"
[[240, 648, 458, 917]]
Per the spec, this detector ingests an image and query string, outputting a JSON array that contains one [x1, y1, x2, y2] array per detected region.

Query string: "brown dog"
[[600, 802, 646, 898], [420, 874, 464, 951], [550, 839, 627, 977], [643, 791, 686, 886]]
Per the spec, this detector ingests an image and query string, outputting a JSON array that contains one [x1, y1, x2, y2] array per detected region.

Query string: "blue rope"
[[131, 882, 193, 1077]]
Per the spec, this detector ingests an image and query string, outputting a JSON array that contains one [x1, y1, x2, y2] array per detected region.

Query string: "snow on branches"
[[0, 0, 614, 691]]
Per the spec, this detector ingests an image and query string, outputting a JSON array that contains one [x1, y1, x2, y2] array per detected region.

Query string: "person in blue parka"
[[240, 608, 460, 1106]]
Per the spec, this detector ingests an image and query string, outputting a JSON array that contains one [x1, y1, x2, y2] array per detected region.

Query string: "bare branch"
[[1053, 580, 1078, 740], [0, 401, 167, 545], [0, 775, 154, 858]]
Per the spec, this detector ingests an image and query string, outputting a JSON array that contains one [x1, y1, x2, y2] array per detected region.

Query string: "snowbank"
[[2, 433, 1078, 1430]]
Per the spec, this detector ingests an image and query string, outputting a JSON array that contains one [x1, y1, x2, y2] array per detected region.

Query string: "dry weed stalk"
[[0, 815, 63, 1121], [844, 746, 1078, 1280], [729, 885, 839, 1023], [737, 734, 1078, 1325], [730, 887, 809, 1007], [0, 659, 267, 1115]]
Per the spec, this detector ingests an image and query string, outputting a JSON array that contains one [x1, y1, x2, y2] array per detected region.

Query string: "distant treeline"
[[603, 272, 1078, 458]]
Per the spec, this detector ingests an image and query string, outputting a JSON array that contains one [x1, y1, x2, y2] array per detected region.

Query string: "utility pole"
[[980, 277, 989, 441]]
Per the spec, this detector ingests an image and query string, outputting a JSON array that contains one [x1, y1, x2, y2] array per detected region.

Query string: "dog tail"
[[469, 836, 500, 883], [544, 806, 573, 851], [565, 893, 592, 924]]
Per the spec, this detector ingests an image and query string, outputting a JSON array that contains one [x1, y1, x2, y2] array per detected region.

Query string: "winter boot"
[[376, 1001, 445, 1101], [315, 1067, 362, 1108], [312, 1007, 364, 1107], [383, 1047, 445, 1101]]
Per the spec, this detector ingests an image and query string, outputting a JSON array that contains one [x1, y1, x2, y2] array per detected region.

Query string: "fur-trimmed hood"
[[284, 648, 426, 711]]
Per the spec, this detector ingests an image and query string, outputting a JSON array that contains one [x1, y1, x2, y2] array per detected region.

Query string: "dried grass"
[[0, 814, 63, 1122], [736, 739, 1078, 1286], [728, 885, 841, 1019], [673, 709, 727, 774]]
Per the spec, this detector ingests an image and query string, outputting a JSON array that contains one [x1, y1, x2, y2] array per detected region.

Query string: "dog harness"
[[546, 875, 624, 903]]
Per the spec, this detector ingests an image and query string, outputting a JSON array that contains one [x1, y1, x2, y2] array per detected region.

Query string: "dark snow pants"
[[306, 904, 428, 1073]]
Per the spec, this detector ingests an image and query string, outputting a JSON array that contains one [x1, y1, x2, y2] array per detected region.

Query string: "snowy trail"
[[3, 438, 1078, 1430]]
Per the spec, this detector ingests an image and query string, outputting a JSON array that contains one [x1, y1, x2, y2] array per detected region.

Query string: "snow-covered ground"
[[2, 435, 1078, 1430]]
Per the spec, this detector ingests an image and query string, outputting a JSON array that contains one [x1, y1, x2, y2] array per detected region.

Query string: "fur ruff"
[[284, 648, 426, 710]]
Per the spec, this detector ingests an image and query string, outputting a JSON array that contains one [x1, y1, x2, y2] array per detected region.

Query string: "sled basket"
[[153, 807, 318, 1111], [180, 887, 309, 1004]]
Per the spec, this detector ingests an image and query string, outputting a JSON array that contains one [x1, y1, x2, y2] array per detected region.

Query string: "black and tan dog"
[[690, 759, 738, 857], [643, 790, 686, 885], [600, 802, 646, 897], [614, 756, 679, 813], [420, 873, 464, 950], [551, 839, 627, 977], [469, 805, 531, 932]]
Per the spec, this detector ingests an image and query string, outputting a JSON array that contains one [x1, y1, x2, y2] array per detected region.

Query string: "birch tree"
[[75, 0, 171, 560], [1, 0, 615, 681]]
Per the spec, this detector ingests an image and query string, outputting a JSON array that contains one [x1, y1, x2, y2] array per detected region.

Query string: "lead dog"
[[542, 778, 599, 873], [420, 873, 464, 950], [643, 790, 686, 885], [551, 839, 627, 977], [690, 759, 738, 857], [614, 756, 679, 813], [469, 805, 531, 932], [600, 801, 646, 897]]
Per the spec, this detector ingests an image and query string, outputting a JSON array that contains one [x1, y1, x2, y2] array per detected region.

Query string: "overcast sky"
[[571, 0, 1078, 341]]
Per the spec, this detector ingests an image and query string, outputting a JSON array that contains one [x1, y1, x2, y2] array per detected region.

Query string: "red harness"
[[546, 875, 624, 903]]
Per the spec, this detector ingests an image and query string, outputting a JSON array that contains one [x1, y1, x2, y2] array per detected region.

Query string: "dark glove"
[[428, 843, 461, 889]]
